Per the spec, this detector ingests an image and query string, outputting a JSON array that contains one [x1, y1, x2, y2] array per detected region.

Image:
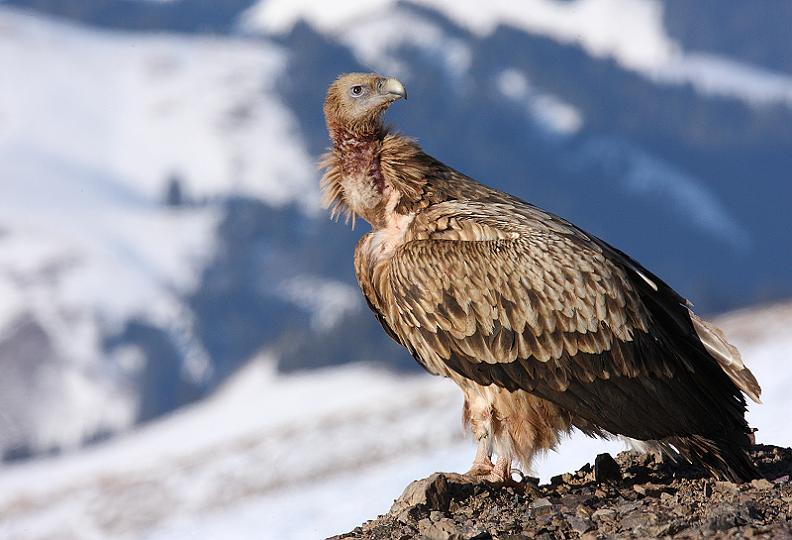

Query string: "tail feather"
[[668, 434, 759, 482], [690, 313, 762, 403]]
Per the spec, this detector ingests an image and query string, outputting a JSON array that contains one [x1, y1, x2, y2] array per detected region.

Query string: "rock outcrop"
[[331, 445, 792, 539]]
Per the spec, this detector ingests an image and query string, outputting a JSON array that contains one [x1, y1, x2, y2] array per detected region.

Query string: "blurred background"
[[0, 0, 791, 538]]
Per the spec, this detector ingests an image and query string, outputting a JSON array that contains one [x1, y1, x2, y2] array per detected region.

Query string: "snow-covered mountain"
[[0, 8, 317, 456], [1, 0, 791, 463], [0, 301, 789, 540], [248, 0, 792, 106]]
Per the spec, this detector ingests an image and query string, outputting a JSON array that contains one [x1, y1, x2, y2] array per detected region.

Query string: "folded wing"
[[380, 199, 759, 480]]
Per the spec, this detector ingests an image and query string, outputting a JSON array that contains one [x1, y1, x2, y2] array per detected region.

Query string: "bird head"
[[324, 73, 406, 139]]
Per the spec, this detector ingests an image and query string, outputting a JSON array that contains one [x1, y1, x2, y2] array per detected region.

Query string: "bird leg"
[[465, 439, 519, 485], [465, 437, 494, 477], [484, 453, 514, 484]]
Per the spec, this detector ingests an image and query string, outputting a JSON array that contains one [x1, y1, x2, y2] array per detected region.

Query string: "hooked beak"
[[378, 77, 407, 100]]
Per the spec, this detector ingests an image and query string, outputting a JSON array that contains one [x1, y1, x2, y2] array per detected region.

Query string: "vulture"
[[320, 72, 762, 482]]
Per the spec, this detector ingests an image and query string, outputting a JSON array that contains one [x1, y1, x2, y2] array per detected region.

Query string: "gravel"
[[330, 444, 792, 539]]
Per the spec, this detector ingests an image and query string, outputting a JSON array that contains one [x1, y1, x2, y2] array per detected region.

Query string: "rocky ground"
[[331, 445, 792, 539]]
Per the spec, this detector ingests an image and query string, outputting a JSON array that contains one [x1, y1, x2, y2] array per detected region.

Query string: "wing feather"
[[375, 199, 757, 451]]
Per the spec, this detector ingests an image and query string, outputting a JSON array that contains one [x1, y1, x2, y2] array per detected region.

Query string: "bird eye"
[[350, 85, 363, 96]]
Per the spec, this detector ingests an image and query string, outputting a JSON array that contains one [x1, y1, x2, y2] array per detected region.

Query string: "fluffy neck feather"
[[321, 119, 390, 228]]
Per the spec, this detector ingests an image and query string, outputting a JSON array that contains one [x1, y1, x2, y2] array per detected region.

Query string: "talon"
[[510, 468, 525, 482], [481, 471, 522, 487], [466, 463, 494, 477], [475, 454, 520, 485]]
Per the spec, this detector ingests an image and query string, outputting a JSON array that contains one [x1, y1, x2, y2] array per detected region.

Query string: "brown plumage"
[[321, 73, 762, 482]]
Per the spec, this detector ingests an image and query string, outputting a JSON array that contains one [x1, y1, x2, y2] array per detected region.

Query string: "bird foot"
[[466, 461, 495, 478], [466, 456, 522, 487], [480, 470, 523, 487], [466, 439, 495, 478]]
